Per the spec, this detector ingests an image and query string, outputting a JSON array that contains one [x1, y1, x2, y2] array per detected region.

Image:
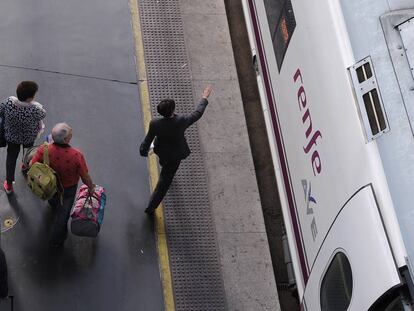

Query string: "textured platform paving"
[[136, 0, 227, 310]]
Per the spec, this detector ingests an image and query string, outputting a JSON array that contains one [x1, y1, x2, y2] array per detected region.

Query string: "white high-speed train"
[[242, 0, 414, 310]]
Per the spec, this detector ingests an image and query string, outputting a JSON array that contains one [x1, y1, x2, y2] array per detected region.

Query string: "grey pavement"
[[180, 0, 280, 310], [0, 1, 163, 310]]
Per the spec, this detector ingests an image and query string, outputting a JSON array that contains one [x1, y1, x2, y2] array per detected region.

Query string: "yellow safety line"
[[129, 1, 175, 310]]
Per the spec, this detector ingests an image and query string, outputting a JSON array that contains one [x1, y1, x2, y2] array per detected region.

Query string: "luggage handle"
[[81, 196, 94, 219], [80, 194, 98, 219]]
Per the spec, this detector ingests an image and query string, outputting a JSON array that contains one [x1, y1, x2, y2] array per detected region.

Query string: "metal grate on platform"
[[137, 0, 227, 309]]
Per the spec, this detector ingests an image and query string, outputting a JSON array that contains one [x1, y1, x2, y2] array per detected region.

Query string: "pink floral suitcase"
[[71, 184, 106, 237]]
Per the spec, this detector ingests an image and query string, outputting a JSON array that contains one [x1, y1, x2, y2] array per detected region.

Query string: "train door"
[[303, 186, 402, 310]]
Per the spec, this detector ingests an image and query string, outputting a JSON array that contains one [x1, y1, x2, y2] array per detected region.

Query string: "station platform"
[[0, 0, 279, 310]]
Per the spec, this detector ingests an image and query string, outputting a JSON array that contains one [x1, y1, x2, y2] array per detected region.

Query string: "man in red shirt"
[[31, 122, 94, 247]]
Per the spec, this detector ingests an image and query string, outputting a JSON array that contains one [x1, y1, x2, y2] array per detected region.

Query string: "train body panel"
[[303, 186, 400, 310], [243, 0, 414, 308], [340, 0, 414, 282]]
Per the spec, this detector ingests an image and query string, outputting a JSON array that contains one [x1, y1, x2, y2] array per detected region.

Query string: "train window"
[[380, 298, 404, 311], [363, 89, 387, 136], [320, 252, 353, 311], [356, 63, 373, 83], [263, 0, 296, 71], [349, 56, 389, 141], [369, 294, 405, 311]]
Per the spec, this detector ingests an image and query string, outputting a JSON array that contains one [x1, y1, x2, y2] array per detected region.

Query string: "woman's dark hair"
[[16, 81, 38, 101], [157, 99, 176, 117]]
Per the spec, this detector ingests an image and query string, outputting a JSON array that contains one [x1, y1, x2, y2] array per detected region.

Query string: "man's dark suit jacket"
[[140, 98, 208, 162]]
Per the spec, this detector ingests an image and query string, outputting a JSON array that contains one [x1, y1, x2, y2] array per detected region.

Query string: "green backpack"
[[27, 143, 58, 200]]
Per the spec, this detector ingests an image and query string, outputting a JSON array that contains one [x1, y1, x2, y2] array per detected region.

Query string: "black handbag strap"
[[81, 195, 94, 219], [80, 193, 99, 219]]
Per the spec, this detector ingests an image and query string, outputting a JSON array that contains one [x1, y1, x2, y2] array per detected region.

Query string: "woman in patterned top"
[[0, 81, 46, 194]]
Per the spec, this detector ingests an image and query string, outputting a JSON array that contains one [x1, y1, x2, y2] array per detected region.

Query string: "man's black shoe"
[[145, 208, 155, 215], [49, 242, 64, 249]]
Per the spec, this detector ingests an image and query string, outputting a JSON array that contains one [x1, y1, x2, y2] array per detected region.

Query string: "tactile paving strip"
[[137, 0, 226, 310]]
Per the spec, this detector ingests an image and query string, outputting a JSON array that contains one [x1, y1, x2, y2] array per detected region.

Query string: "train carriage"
[[242, 0, 414, 309]]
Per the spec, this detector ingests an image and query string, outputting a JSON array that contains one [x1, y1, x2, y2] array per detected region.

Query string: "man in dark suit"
[[140, 86, 212, 214]]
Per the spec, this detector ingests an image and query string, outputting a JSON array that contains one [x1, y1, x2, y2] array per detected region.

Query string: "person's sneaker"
[[3, 181, 13, 194]]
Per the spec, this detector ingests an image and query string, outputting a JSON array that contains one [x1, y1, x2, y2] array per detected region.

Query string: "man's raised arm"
[[185, 85, 212, 127]]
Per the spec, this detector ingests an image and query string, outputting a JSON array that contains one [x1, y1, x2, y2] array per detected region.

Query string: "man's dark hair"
[[16, 81, 38, 101], [157, 99, 176, 118]]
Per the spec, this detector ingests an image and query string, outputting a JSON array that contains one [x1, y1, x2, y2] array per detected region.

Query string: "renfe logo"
[[294, 68, 322, 243], [302, 179, 318, 241], [293, 68, 323, 176]]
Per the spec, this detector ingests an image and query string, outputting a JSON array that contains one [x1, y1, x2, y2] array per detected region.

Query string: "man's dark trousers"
[[48, 184, 77, 245], [147, 159, 181, 211]]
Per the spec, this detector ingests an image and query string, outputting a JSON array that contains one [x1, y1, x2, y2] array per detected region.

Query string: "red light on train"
[[281, 17, 289, 44]]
